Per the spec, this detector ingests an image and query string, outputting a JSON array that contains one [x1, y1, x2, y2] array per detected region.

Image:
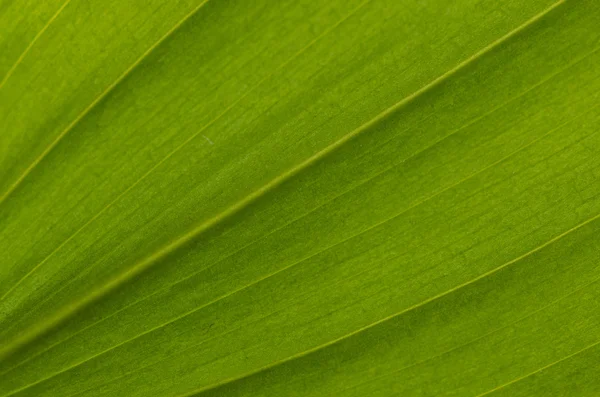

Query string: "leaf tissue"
[[1, 0, 599, 396]]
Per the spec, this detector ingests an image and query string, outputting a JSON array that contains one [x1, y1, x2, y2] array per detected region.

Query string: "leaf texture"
[[1, 0, 600, 396]]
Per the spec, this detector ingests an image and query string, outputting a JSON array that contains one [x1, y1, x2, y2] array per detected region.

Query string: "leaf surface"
[[1, 0, 599, 396]]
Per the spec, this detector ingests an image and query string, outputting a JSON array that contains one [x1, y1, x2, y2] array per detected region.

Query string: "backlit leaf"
[[1, 0, 599, 396]]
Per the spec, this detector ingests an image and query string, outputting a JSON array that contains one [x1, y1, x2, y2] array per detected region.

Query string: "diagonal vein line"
[[52, 170, 600, 397], [4, 34, 595, 380], [0, 0, 372, 303], [0, 0, 211, 300], [0, 0, 72, 90], [475, 339, 600, 397], [0, 0, 212, 209], [4, 55, 593, 397], [331, 272, 600, 396], [185, 205, 600, 397], [62, 258, 380, 397], [0, 0, 566, 366], [0, 0, 376, 360]]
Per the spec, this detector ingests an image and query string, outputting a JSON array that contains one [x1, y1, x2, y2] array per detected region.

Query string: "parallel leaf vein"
[[0, 0, 212, 210], [0, 0, 72, 90], [5, 60, 594, 397], [0, 0, 374, 358], [475, 339, 600, 396], [4, 37, 597, 380], [0, 0, 567, 371], [186, 207, 600, 397]]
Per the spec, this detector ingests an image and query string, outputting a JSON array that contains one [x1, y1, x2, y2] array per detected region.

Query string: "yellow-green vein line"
[[475, 339, 600, 396], [0, 0, 72, 90], [0, 0, 211, 211], [0, 0, 373, 357], [183, 202, 600, 396], [0, 0, 565, 367], [6, 48, 591, 397]]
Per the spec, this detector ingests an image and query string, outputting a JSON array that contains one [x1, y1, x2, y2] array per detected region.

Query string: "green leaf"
[[1, 0, 599, 396]]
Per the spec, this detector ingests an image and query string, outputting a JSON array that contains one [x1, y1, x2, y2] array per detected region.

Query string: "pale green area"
[[1, 0, 599, 396]]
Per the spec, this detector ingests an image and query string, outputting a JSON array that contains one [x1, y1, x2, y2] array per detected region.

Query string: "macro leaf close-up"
[[1, 0, 600, 396]]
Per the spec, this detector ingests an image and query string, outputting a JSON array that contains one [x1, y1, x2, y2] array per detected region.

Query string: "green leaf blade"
[[1, 0, 599, 396]]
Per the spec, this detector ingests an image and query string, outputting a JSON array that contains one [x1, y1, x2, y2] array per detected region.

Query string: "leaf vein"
[[475, 339, 600, 397], [0, 0, 212, 209], [0, 0, 72, 90], [5, 68, 595, 397], [0, 0, 567, 366], [0, 0, 374, 358], [184, 208, 600, 397]]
